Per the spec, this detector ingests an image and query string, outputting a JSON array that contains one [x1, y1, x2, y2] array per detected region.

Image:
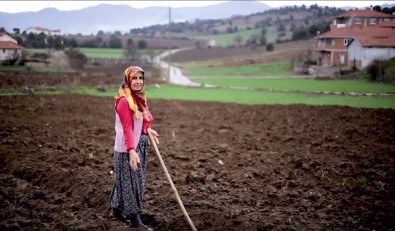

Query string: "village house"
[[0, 32, 23, 64], [314, 9, 395, 70]]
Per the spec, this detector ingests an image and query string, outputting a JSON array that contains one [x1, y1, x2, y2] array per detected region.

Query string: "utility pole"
[[168, 6, 172, 83]]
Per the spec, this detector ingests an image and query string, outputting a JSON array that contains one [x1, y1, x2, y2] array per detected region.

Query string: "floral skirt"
[[109, 135, 149, 217]]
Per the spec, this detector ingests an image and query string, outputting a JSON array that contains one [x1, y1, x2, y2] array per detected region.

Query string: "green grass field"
[[2, 85, 394, 109], [195, 26, 278, 47], [0, 65, 28, 72], [79, 48, 124, 58], [187, 60, 293, 77], [192, 78, 395, 94], [7, 47, 394, 110]]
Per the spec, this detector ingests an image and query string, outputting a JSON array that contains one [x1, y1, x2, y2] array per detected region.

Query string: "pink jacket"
[[113, 97, 153, 152]]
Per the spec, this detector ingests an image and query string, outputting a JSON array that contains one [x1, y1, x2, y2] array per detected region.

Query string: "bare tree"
[[124, 38, 137, 61], [234, 35, 243, 47]]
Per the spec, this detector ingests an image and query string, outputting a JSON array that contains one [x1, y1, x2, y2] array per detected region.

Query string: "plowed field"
[[1, 86, 394, 230]]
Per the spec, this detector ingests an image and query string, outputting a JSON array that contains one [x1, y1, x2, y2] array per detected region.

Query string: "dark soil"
[[0, 64, 163, 90], [1, 88, 395, 230]]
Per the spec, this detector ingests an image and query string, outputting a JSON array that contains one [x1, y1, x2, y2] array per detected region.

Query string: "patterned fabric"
[[115, 66, 149, 120], [109, 135, 149, 217]]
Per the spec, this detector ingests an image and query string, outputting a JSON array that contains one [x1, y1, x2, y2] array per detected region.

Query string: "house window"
[[369, 18, 376, 24], [331, 39, 335, 46], [354, 18, 361, 24]]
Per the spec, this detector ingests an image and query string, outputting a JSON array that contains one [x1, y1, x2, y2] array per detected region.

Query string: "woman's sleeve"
[[142, 110, 153, 134], [115, 97, 135, 151]]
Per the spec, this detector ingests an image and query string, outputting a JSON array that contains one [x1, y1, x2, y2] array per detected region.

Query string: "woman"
[[110, 66, 159, 229]]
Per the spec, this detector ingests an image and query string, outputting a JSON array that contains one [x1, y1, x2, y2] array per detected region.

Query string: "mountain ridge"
[[0, 1, 271, 35]]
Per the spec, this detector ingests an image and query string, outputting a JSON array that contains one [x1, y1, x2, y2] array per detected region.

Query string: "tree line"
[[0, 27, 148, 50]]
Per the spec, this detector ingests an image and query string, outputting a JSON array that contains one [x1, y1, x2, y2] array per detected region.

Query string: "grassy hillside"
[[196, 26, 281, 47]]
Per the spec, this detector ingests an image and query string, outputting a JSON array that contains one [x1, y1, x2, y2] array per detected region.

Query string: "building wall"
[[0, 34, 17, 43], [342, 15, 395, 29], [348, 40, 363, 69], [348, 40, 395, 69], [0, 49, 22, 61]]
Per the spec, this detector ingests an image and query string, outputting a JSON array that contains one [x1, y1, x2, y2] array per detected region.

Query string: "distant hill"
[[0, 1, 271, 35]]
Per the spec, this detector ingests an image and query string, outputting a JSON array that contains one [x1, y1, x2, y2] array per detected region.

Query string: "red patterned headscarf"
[[116, 66, 149, 120]]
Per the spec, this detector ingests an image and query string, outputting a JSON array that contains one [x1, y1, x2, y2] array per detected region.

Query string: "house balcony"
[[315, 44, 334, 51]]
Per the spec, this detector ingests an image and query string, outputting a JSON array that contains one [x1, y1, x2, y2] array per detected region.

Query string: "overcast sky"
[[1, 1, 393, 13]]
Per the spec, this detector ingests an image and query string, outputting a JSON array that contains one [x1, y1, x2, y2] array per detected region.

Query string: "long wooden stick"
[[148, 133, 197, 231]]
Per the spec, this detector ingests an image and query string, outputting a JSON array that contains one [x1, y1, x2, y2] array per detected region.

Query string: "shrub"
[[266, 43, 274, 52], [366, 58, 395, 83], [64, 48, 87, 70]]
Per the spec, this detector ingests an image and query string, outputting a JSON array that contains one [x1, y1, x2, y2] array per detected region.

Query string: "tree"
[[195, 40, 201, 49], [13, 28, 20, 34], [373, 5, 381, 12], [109, 34, 122, 48], [278, 24, 286, 32], [260, 36, 267, 46], [137, 40, 147, 49], [53, 36, 64, 50], [64, 48, 87, 70], [266, 43, 274, 52], [248, 34, 260, 49], [64, 37, 78, 48], [309, 25, 320, 35], [46, 36, 54, 48], [234, 35, 243, 47], [261, 28, 267, 37], [95, 36, 103, 46], [124, 38, 136, 60]]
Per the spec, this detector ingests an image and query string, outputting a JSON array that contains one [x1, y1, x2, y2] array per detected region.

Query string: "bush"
[[384, 58, 395, 83], [365, 58, 395, 83], [266, 43, 274, 52], [64, 48, 87, 70]]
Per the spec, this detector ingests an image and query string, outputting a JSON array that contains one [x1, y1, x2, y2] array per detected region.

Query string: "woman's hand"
[[147, 128, 160, 145], [129, 149, 140, 171]]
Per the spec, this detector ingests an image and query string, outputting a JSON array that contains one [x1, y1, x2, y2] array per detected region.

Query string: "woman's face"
[[129, 72, 144, 92]]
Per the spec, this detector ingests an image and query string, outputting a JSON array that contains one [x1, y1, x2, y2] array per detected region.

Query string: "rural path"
[[153, 49, 201, 87], [153, 50, 395, 97]]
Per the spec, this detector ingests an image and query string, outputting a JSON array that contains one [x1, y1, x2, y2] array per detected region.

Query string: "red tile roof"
[[316, 27, 395, 47], [316, 27, 393, 38], [0, 41, 23, 49], [356, 35, 395, 47], [335, 10, 393, 18], [379, 21, 395, 28], [29, 27, 50, 31]]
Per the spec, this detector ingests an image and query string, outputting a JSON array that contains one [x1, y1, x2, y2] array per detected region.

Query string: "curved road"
[[153, 49, 201, 87], [153, 49, 395, 97]]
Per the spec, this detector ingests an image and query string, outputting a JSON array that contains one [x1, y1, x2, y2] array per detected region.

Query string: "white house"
[[0, 32, 17, 43], [348, 37, 395, 69], [0, 32, 23, 64], [315, 9, 395, 69]]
